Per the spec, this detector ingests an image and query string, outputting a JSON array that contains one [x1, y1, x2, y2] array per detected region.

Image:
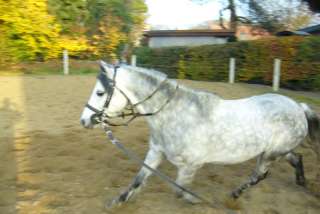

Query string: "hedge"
[[134, 36, 320, 91]]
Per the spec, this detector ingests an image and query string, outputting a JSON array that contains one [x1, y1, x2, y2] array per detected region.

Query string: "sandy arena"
[[0, 75, 320, 214]]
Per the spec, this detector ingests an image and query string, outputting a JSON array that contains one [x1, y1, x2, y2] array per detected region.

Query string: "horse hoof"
[[184, 194, 201, 204], [105, 198, 121, 210], [230, 191, 240, 199], [175, 190, 184, 198], [297, 178, 306, 187]]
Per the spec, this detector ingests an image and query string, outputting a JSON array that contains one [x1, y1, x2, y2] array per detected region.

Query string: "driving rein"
[[85, 66, 179, 126]]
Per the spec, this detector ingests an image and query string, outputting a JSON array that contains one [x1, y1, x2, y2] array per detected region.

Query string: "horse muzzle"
[[80, 118, 93, 129], [80, 113, 100, 129]]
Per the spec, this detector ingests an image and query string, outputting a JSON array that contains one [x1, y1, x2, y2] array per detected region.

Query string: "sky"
[[145, 0, 224, 29]]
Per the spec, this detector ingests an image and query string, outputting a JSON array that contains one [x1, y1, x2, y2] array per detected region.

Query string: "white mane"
[[121, 64, 167, 82]]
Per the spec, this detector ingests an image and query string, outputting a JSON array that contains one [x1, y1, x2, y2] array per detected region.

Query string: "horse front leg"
[[175, 165, 201, 204], [107, 146, 163, 208]]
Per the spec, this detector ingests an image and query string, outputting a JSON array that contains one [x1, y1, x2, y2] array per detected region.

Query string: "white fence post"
[[229, 57, 236, 84], [131, 55, 137, 67], [273, 58, 281, 91], [63, 50, 69, 75]]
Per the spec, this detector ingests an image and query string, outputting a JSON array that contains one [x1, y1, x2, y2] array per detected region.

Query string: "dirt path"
[[0, 76, 319, 214]]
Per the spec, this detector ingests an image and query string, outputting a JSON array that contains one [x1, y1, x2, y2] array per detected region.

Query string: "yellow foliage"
[[0, 0, 147, 62], [0, 0, 61, 60], [58, 36, 90, 56], [91, 15, 127, 60]]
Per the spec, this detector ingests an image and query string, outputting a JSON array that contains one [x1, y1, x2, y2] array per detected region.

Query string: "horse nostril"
[[80, 119, 86, 126]]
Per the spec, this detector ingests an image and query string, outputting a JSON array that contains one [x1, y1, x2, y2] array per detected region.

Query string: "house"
[[192, 20, 271, 41], [276, 31, 311, 37], [276, 24, 320, 37], [236, 24, 272, 41], [142, 29, 235, 48], [298, 24, 320, 35]]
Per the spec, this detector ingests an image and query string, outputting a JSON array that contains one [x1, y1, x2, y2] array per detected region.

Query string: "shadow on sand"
[[0, 98, 21, 214]]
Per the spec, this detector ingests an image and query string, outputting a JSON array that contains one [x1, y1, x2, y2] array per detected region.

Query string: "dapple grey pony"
[[80, 61, 320, 206]]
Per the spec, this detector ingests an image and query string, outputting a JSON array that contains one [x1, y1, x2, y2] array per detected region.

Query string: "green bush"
[[134, 36, 320, 91]]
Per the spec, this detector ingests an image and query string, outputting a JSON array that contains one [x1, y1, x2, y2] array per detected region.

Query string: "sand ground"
[[0, 75, 320, 214]]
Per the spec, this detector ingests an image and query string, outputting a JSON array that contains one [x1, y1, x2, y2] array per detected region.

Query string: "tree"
[[192, 0, 316, 34], [302, 0, 320, 12], [48, 0, 88, 35], [192, 0, 246, 32], [0, 0, 147, 62], [91, 15, 127, 60], [0, 0, 61, 61], [86, 0, 147, 59], [47, 0, 92, 57], [246, 0, 315, 32]]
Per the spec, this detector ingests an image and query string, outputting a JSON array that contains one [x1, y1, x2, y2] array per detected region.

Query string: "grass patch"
[[0, 60, 99, 75]]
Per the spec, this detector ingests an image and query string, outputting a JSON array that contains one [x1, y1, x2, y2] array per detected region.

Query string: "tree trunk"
[[229, 0, 238, 31]]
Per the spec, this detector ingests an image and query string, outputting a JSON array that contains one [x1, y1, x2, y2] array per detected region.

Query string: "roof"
[[143, 29, 235, 38], [276, 30, 311, 36], [299, 24, 320, 33]]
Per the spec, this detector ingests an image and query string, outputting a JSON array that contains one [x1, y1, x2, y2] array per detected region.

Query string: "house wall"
[[148, 36, 228, 48], [236, 25, 271, 41]]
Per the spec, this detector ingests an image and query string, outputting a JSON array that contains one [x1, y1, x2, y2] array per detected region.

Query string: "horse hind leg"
[[285, 152, 306, 186], [231, 153, 271, 199]]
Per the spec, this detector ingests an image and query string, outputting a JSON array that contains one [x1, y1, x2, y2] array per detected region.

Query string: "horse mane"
[[121, 64, 167, 82], [121, 64, 220, 99]]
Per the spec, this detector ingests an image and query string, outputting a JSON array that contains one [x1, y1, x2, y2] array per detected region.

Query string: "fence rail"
[[58, 51, 319, 91], [131, 54, 285, 91]]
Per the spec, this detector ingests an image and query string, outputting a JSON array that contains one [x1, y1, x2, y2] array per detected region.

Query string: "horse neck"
[[119, 69, 175, 115]]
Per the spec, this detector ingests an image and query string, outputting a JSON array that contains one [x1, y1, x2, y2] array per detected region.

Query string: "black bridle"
[[85, 66, 178, 126]]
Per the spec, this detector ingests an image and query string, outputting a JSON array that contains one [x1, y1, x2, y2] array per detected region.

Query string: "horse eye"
[[96, 91, 105, 97]]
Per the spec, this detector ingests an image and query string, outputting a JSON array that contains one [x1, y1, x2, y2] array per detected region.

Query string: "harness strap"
[[132, 78, 169, 107], [85, 103, 102, 114], [99, 83, 179, 126], [104, 66, 118, 109], [126, 83, 179, 117], [95, 80, 178, 127]]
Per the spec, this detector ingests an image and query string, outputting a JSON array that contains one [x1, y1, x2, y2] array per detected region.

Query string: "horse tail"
[[301, 103, 320, 161]]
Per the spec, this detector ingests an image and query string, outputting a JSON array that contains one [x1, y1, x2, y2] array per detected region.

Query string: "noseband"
[[85, 66, 178, 126]]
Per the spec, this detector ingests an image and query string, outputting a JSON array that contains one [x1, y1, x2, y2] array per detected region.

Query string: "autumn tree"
[[0, 0, 147, 62], [0, 0, 61, 61], [245, 0, 315, 32], [192, 0, 316, 34], [86, 0, 147, 60], [302, 0, 320, 12], [191, 0, 244, 32], [48, 0, 88, 35]]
